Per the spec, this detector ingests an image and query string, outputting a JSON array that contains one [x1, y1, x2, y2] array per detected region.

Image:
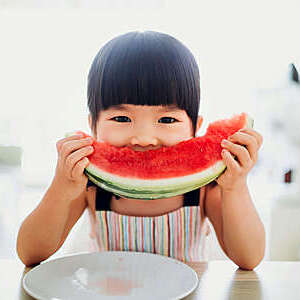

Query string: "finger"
[[238, 128, 263, 149], [60, 137, 94, 161], [221, 149, 241, 173], [65, 145, 94, 177], [72, 157, 90, 180], [221, 140, 252, 168], [227, 132, 258, 161], [56, 134, 85, 152]]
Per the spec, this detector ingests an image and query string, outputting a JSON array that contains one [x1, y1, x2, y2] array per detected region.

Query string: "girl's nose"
[[130, 136, 159, 148]]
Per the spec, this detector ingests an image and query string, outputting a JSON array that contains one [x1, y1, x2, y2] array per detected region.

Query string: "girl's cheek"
[[99, 127, 128, 147], [163, 136, 188, 147], [159, 128, 192, 147]]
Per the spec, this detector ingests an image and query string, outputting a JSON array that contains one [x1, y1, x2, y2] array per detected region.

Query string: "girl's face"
[[89, 104, 203, 150]]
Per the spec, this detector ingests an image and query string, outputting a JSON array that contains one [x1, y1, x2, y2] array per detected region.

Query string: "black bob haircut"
[[86, 30, 202, 206], [87, 30, 201, 136]]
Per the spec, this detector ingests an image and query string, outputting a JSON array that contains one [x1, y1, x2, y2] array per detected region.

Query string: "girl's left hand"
[[216, 128, 263, 192]]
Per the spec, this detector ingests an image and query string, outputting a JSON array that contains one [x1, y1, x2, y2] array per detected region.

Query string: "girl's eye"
[[158, 117, 178, 124], [110, 116, 178, 123], [111, 116, 131, 122]]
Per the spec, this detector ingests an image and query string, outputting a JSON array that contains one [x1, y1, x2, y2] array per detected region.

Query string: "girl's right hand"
[[52, 134, 94, 201]]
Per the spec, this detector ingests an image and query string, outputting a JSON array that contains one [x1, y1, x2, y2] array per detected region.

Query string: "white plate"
[[23, 251, 199, 300]]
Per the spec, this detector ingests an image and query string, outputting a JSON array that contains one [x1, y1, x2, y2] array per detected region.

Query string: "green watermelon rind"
[[86, 164, 226, 199], [85, 160, 226, 193], [85, 162, 226, 194], [85, 161, 227, 199], [247, 116, 254, 129]]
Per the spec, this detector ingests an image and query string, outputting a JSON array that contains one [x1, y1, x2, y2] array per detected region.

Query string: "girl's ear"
[[88, 114, 92, 129], [196, 115, 203, 133], [88, 114, 92, 130], [88, 114, 96, 138]]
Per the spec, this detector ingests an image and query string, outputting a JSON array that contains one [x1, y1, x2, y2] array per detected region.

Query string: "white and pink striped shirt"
[[88, 205, 209, 262], [87, 187, 210, 262]]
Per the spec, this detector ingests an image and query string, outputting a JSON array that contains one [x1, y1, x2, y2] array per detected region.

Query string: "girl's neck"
[[110, 194, 184, 217]]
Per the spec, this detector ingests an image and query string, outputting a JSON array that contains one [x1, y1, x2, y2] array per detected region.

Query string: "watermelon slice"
[[66, 112, 253, 200]]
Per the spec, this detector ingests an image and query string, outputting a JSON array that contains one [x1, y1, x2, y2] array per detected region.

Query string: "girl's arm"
[[16, 186, 87, 267], [221, 182, 265, 269], [204, 182, 265, 270], [205, 128, 265, 270], [16, 133, 94, 267]]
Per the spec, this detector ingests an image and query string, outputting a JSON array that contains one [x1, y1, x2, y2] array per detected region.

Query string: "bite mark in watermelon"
[[66, 112, 253, 199]]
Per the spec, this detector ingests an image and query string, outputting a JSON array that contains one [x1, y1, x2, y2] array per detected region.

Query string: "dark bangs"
[[87, 30, 201, 136]]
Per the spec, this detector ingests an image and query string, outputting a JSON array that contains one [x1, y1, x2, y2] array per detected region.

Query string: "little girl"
[[16, 30, 265, 270]]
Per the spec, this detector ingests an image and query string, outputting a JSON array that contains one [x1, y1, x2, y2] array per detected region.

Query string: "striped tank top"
[[86, 181, 210, 262]]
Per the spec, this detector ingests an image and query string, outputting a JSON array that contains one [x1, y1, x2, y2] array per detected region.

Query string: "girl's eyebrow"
[[108, 104, 181, 112]]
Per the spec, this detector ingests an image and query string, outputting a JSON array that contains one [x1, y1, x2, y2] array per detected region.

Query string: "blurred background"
[[1, 0, 300, 262]]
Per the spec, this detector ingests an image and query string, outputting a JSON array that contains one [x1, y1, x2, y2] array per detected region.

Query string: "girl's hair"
[[87, 30, 201, 136]]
